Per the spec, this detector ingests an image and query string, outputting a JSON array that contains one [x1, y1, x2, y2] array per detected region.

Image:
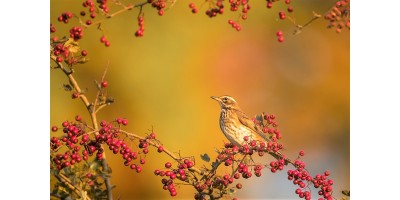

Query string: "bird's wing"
[[235, 109, 270, 142], [235, 109, 291, 165]]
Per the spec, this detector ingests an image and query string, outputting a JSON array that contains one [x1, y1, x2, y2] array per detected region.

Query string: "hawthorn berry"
[[165, 162, 172, 168], [52, 126, 58, 132], [81, 50, 88, 56], [105, 41, 111, 47]]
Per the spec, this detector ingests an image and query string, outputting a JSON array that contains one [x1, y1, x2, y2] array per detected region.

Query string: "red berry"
[[158, 146, 164, 153], [51, 126, 58, 132], [100, 36, 106, 43], [287, 6, 294, 12], [189, 3, 195, 8], [278, 36, 284, 43], [105, 41, 111, 47], [72, 92, 79, 99], [276, 31, 283, 37], [136, 166, 142, 173], [101, 81, 108, 88], [56, 57, 63, 62], [165, 162, 172, 168], [62, 121, 69, 127], [81, 50, 88, 56], [324, 170, 330, 176], [75, 115, 82, 121], [279, 11, 286, 20], [299, 150, 305, 156]]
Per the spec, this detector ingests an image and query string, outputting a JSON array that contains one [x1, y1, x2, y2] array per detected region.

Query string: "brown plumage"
[[211, 95, 291, 165]]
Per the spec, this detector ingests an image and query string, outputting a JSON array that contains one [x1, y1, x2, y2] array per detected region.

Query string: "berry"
[[101, 81, 108, 88], [56, 57, 63, 63], [100, 36, 106, 43], [51, 126, 58, 132], [81, 50, 88, 56], [278, 36, 284, 43], [165, 162, 172, 168], [279, 11, 286, 20], [75, 115, 82, 121], [72, 92, 79, 99], [236, 183, 242, 189]]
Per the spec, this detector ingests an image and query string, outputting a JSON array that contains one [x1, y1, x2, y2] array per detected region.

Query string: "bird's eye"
[[223, 97, 228, 102]]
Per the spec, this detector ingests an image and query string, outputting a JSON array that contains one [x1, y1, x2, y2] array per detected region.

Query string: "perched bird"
[[211, 95, 291, 164]]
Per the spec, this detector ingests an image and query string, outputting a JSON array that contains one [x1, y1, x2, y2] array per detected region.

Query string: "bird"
[[211, 95, 291, 165]]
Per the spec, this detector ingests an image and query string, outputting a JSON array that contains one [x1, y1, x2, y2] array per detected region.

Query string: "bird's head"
[[211, 95, 240, 110]]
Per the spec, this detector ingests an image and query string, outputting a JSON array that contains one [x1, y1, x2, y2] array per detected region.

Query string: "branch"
[[120, 130, 204, 175], [50, 57, 113, 200], [54, 173, 91, 200], [80, 1, 149, 28]]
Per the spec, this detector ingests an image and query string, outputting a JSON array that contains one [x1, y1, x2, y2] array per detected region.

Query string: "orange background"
[[51, 0, 349, 199]]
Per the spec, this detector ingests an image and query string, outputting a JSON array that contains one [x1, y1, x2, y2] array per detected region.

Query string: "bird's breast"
[[220, 109, 254, 146]]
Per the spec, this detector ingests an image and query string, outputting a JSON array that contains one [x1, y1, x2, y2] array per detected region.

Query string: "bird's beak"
[[210, 96, 220, 102]]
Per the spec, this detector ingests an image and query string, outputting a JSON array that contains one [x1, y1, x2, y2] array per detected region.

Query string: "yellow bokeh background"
[[51, 0, 349, 199]]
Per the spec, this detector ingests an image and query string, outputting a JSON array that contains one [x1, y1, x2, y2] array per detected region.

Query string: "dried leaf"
[[63, 84, 73, 91], [200, 153, 210, 162], [342, 190, 350, 196], [64, 38, 80, 53]]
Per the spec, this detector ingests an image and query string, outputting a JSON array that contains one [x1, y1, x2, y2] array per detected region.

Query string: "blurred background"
[[51, 0, 349, 199]]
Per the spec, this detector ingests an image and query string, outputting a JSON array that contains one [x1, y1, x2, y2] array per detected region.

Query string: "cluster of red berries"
[[269, 159, 286, 173], [50, 24, 56, 33], [82, 0, 98, 19], [325, 0, 350, 33], [154, 159, 194, 197], [276, 30, 284, 43], [100, 35, 111, 47], [230, 0, 250, 20], [193, 175, 236, 200], [314, 171, 334, 200], [57, 12, 73, 23], [188, 3, 198, 14], [69, 26, 84, 41], [51, 40, 88, 64], [135, 16, 145, 37], [287, 158, 334, 200], [205, 1, 224, 18], [51, 118, 87, 170], [237, 162, 253, 178], [97, 0, 109, 13], [149, 0, 167, 16], [228, 20, 242, 31], [52, 43, 70, 63]]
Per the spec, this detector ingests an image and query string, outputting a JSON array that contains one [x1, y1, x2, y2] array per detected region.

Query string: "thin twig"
[[54, 173, 92, 200], [120, 130, 204, 175]]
